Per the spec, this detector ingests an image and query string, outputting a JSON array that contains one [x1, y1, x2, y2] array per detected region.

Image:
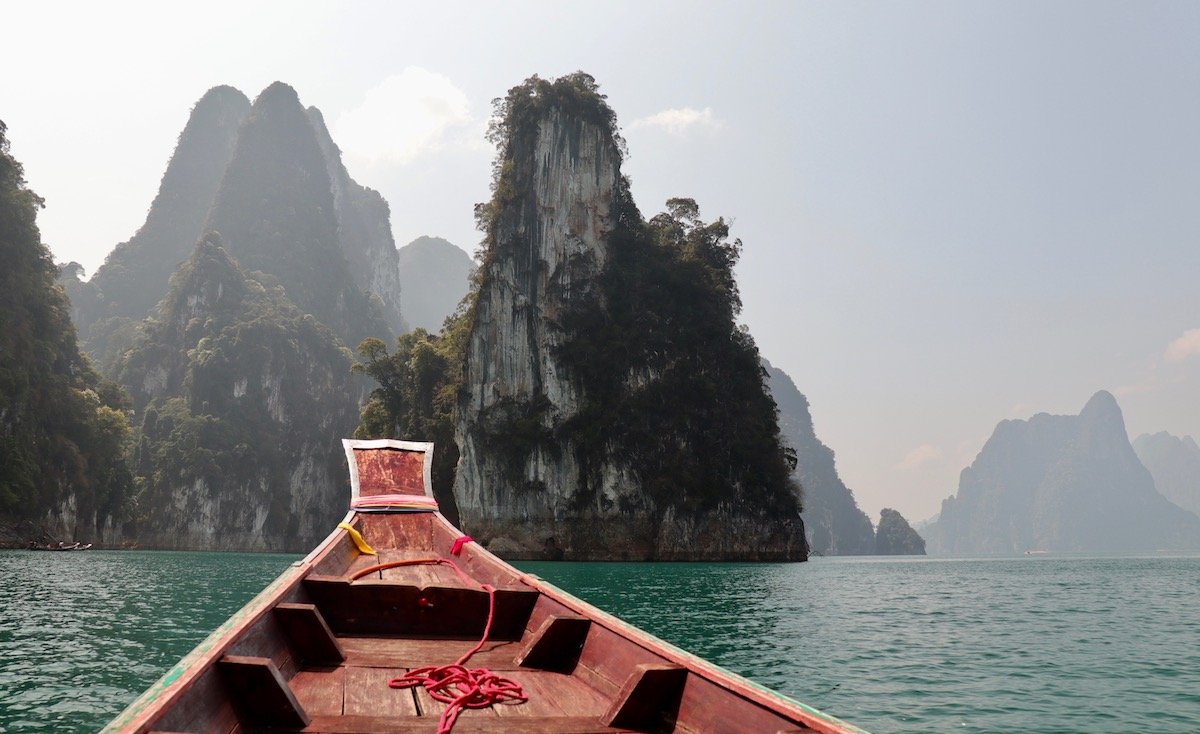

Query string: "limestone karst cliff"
[[452, 74, 804, 560], [1133, 431, 1200, 518], [118, 234, 357, 551], [924, 391, 1200, 554], [204, 82, 391, 352], [765, 359, 875, 554], [63, 83, 399, 371]]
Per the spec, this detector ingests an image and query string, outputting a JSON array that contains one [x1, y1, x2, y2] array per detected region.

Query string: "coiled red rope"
[[348, 541, 526, 733]]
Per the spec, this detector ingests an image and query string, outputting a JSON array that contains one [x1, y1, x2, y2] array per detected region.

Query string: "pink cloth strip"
[[352, 494, 438, 508]]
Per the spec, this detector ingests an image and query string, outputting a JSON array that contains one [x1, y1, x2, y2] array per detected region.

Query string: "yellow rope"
[[337, 521, 376, 555]]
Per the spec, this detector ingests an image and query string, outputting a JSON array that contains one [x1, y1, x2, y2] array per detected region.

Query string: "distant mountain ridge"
[[1133, 432, 1200, 518], [397, 236, 474, 331], [764, 360, 876, 554], [925, 391, 1200, 554]]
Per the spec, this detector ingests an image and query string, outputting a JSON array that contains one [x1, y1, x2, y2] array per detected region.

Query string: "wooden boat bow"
[[104, 439, 868, 734]]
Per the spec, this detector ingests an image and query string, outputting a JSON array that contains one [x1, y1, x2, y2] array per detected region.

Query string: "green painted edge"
[[100, 560, 306, 732], [523, 572, 873, 734]]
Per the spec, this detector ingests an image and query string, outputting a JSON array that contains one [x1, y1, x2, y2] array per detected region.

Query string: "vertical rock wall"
[[454, 93, 805, 561], [455, 110, 622, 557]]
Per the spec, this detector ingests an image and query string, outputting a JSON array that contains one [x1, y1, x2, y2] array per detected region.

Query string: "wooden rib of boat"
[[105, 439, 867, 734]]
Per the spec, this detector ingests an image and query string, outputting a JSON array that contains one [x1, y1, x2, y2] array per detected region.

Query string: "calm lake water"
[[1, 551, 1197, 733]]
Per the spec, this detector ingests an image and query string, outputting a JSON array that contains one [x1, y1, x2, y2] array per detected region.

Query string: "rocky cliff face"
[[455, 105, 621, 559], [765, 360, 875, 554], [925, 391, 1200, 554], [875, 508, 926, 555], [397, 236, 474, 331], [1133, 432, 1200, 518], [119, 235, 357, 551], [453, 74, 804, 560]]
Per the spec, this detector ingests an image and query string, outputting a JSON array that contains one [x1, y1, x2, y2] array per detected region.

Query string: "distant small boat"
[[105, 438, 867, 733], [27, 541, 92, 551], [1024, 549, 1048, 556]]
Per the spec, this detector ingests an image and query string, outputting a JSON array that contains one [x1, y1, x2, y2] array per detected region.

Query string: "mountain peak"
[[257, 81, 301, 105], [197, 85, 250, 108], [1080, 390, 1122, 423]]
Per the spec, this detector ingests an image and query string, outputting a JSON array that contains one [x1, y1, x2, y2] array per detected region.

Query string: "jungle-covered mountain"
[[118, 234, 358, 550], [924, 391, 1200, 554], [764, 359, 876, 555], [0, 120, 133, 545], [447, 73, 805, 560], [397, 236, 474, 331], [1133, 431, 1200, 518], [62, 83, 401, 370], [45, 83, 404, 550]]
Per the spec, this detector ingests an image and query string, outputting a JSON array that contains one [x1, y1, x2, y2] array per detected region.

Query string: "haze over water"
[[1, 550, 1198, 733]]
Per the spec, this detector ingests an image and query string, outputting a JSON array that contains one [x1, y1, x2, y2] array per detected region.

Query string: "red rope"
[[450, 535, 473, 555], [350, 554, 527, 733]]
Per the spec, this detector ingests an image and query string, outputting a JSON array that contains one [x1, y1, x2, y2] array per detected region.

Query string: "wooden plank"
[[516, 614, 591, 672], [290, 668, 345, 718], [343, 666, 418, 717], [276, 603, 345, 666], [603, 663, 687, 730], [217, 655, 309, 728], [492, 670, 609, 719], [339, 636, 520, 669], [300, 714, 633, 733]]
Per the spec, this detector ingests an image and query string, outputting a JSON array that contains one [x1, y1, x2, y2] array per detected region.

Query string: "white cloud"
[[628, 106, 724, 136], [334, 67, 479, 165], [896, 443, 942, 471], [1165, 328, 1200, 363]]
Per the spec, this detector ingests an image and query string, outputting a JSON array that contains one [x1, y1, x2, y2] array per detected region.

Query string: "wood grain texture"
[[343, 667, 417, 717]]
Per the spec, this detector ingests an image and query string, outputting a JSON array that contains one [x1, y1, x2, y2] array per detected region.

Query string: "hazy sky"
[[4, 1, 1199, 522]]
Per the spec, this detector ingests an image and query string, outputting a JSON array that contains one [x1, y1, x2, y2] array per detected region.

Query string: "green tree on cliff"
[[352, 319, 469, 521]]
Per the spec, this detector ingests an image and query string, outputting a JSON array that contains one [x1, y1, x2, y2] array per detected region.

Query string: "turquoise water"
[[1, 552, 1198, 733], [0, 550, 297, 733], [521, 556, 1200, 733]]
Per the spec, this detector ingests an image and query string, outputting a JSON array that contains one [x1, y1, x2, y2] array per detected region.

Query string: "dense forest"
[[0, 120, 133, 543]]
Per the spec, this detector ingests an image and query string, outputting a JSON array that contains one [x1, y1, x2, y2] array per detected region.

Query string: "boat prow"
[[105, 438, 867, 733]]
